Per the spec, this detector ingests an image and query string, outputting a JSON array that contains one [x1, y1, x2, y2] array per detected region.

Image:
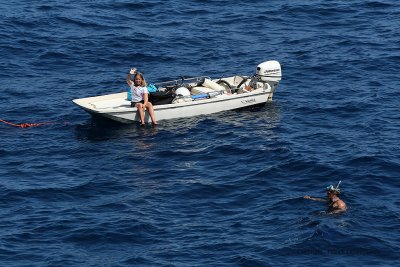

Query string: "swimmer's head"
[[326, 180, 342, 195]]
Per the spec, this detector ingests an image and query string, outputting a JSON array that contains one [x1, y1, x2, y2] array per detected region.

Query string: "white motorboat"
[[72, 60, 282, 123]]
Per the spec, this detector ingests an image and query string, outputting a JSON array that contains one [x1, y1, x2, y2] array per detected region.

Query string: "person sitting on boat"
[[304, 181, 347, 213], [127, 68, 158, 125]]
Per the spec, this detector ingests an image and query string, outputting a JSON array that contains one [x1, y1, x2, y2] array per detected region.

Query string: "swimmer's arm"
[[304, 195, 326, 202]]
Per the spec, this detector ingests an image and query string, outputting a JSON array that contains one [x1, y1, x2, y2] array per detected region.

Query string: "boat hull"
[[73, 88, 275, 124]]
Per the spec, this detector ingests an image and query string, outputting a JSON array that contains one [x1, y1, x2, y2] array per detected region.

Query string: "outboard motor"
[[253, 60, 282, 95], [256, 60, 282, 82]]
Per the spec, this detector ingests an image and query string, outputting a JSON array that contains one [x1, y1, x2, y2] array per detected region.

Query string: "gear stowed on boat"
[[72, 60, 282, 123]]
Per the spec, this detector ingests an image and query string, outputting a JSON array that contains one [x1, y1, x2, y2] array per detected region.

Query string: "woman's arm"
[[126, 68, 136, 85], [143, 93, 149, 110], [126, 73, 132, 85]]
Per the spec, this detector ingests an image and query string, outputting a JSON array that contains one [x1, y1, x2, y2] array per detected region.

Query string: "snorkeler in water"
[[304, 180, 347, 213]]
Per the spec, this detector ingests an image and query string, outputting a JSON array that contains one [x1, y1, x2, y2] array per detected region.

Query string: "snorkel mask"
[[326, 180, 342, 195]]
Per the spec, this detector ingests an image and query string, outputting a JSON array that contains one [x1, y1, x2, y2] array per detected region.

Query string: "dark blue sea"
[[1, 1, 399, 266]]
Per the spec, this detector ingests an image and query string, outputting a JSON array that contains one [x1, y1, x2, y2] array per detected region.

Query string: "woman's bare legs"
[[145, 102, 158, 125], [136, 103, 145, 125]]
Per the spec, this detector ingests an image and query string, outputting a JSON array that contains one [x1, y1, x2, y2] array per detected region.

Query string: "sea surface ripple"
[[1, 0, 399, 266]]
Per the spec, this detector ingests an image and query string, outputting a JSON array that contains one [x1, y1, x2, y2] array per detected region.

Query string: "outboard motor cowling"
[[252, 60, 282, 101], [256, 60, 282, 82]]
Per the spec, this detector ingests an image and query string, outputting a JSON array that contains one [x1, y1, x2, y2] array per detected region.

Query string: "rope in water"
[[0, 119, 64, 128]]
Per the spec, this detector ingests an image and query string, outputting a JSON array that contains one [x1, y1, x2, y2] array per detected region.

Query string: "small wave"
[[107, 2, 160, 10], [56, 16, 103, 29], [64, 221, 163, 245], [357, 1, 394, 9], [36, 5, 54, 11], [232, 255, 266, 267], [2, 179, 130, 204], [38, 50, 71, 60]]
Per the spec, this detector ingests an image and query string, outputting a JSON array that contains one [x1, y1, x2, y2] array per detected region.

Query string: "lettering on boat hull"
[[241, 98, 256, 104]]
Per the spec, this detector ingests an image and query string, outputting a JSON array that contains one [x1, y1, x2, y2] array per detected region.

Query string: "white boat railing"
[[154, 76, 211, 89]]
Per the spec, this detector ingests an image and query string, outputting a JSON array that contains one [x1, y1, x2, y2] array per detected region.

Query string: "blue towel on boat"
[[191, 93, 209, 100], [147, 83, 158, 93]]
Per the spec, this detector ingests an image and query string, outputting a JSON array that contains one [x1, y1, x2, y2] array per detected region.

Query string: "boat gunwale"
[[81, 89, 271, 114]]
